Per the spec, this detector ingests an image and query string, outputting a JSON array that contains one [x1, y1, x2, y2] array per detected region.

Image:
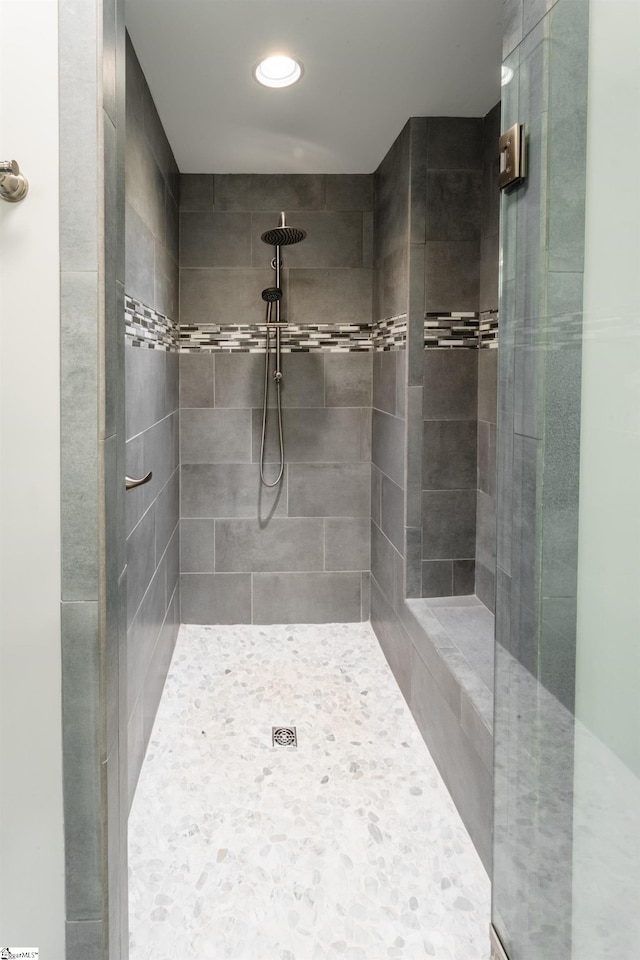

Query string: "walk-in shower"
[[258, 211, 307, 487]]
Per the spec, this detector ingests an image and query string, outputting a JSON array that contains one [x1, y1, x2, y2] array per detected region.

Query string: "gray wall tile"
[[424, 241, 480, 313], [425, 170, 482, 241], [373, 351, 397, 415], [370, 575, 412, 702], [180, 518, 215, 572], [253, 572, 361, 624], [180, 173, 213, 211], [423, 350, 478, 420], [454, 559, 476, 597], [422, 560, 454, 598], [66, 920, 104, 960], [252, 211, 364, 269], [477, 349, 498, 423], [180, 408, 252, 463], [371, 521, 398, 604], [325, 518, 371, 571], [288, 268, 372, 325], [181, 463, 286, 519], [380, 475, 404, 553], [180, 573, 251, 624], [426, 117, 483, 170], [422, 420, 477, 490], [215, 518, 324, 572], [371, 410, 404, 487], [125, 342, 165, 439], [254, 407, 366, 464], [61, 601, 103, 920], [410, 647, 492, 870], [180, 212, 252, 268], [325, 353, 372, 407], [179, 353, 215, 408], [422, 490, 476, 560], [325, 174, 373, 211], [214, 174, 325, 212], [180, 266, 273, 326], [61, 273, 99, 600], [288, 463, 370, 517], [214, 352, 326, 409]]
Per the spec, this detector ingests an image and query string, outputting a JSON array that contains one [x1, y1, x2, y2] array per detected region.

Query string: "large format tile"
[[214, 173, 326, 212], [180, 573, 252, 624], [324, 353, 372, 407], [426, 117, 483, 171], [422, 420, 477, 490], [425, 170, 482, 241], [180, 408, 252, 463], [423, 350, 478, 420], [180, 267, 273, 326], [180, 212, 252, 268], [371, 409, 404, 487], [181, 463, 287, 519], [215, 518, 324, 573], [179, 174, 213, 212], [325, 174, 373, 211], [179, 353, 215, 408], [424, 241, 480, 313], [253, 407, 366, 464], [288, 463, 370, 517], [252, 211, 364, 269], [288, 268, 372, 325], [61, 600, 103, 920], [422, 489, 477, 560], [373, 351, 397, 415], [252, 572, 362, 623], [324, 518, 371, 571], [61, 272, 99, 600]]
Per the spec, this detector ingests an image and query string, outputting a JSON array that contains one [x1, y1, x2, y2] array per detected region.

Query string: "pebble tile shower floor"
[[128, 622, 490, 960]]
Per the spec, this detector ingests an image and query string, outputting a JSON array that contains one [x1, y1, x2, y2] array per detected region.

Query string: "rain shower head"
[[261, 211, 306, 246]]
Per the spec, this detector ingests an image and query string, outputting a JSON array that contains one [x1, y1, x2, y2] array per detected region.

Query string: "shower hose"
[[259, 300, 285, 487]]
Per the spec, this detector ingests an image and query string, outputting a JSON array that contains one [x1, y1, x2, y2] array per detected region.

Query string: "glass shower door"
[[492, 0, 640, 957]]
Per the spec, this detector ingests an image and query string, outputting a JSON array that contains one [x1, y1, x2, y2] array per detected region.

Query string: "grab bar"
[[125, 471, 152, 491]]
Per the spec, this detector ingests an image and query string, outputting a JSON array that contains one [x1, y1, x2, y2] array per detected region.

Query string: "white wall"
[[0, 1, 65, 954], [574, 0, 640, 955]]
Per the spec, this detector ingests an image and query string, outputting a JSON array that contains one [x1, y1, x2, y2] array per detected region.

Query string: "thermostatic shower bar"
[[0, 160, 29, 203]]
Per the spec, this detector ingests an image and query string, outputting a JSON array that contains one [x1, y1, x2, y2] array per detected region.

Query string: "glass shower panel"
[[492, 0, 640, 957]]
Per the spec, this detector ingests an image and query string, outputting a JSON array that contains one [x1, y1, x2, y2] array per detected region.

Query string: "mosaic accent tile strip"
[[479, 310, 499, 349], [373, 314, 407, 352], [125, 296, 179, 351], [424, 311, 499, 349], [178, 322, 374, 353], [129, 622, 490, 960]]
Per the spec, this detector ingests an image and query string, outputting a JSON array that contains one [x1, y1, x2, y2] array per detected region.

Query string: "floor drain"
[[272, 726, 297, 747]]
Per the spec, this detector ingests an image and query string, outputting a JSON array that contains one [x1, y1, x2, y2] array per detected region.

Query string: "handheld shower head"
[[261, 211, 307, 247], [261, 286, 283, 302]]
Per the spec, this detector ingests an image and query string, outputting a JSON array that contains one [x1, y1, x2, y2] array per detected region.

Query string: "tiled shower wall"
[[370, 121, 411, 697], [124, 37, 180, 805], [178, 174, 373, 623], [367, 116, 499, 869]]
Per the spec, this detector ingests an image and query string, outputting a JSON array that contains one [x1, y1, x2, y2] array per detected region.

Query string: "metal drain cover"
[[272, 726, 297, 747]]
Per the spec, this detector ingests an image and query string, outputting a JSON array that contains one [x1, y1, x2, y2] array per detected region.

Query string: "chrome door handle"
[[125, 471, 152, 491]]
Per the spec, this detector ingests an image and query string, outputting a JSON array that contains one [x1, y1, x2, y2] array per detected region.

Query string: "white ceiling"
[[126, 0, 502, 174]]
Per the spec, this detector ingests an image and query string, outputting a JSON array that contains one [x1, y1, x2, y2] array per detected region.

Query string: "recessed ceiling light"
[[501, 65, 514, 86], [254, 55, 303, 89]]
